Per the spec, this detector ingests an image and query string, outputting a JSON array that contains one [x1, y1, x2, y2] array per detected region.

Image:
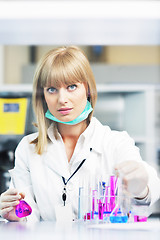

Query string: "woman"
[[0, 46, 160, 222]]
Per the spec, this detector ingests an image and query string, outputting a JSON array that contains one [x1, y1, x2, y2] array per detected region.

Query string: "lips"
[[58, 108, 73, 115]]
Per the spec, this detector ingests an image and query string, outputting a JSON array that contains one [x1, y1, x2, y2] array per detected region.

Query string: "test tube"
[[98, 199, 105, 220], [110, 176, 116, 211], [78, 187, 84, 220], [104, 186, 110, 212], [92, 189, 98, 218]]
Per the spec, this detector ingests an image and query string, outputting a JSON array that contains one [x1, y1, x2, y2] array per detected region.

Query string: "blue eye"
[[68, 84, 77, 91], [47, 87, 57, 93]]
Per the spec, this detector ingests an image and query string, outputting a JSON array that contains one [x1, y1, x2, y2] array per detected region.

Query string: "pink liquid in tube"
[[134, 215, 147, 222], [110, 176, 117, 211], [98, 200, 105, 220]]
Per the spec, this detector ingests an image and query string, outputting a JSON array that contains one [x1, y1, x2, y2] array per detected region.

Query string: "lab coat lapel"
[[71, 146, 91, 167], [45, 124, 70, 179], [43, 141, 70, 180]]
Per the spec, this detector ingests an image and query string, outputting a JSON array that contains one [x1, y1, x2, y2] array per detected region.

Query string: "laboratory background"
[[0, 0, 160, 239]]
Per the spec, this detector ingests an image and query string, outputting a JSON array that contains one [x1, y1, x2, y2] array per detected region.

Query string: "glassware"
[[109, 177, 129, 223], [9, 169, 32, 218]]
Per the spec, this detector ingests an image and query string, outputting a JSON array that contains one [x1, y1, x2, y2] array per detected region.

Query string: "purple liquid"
[[15, 200, 32, 218]]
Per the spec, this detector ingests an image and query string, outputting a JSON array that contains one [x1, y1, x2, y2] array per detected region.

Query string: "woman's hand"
[[115, 160, 149, 199], [0, 188, 25, 221]]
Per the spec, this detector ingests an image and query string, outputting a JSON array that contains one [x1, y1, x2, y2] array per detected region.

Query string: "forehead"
[[40, 49, 88, 89], [43, 67, 86, 89], [45, 77, 81, 88]]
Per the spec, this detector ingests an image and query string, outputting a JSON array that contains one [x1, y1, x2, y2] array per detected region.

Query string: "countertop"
[[0, 217, 160, 240]]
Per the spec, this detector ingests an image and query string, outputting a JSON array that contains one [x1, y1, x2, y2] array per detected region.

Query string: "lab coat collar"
[[81, 117, 106, 155], [47, 117, 109, 153], [44, 124, 70, 178], [47, 118, 104, 155], [43, 140, 71, 180], [46, 117, 107, 173], [47, 123, 59, 143]]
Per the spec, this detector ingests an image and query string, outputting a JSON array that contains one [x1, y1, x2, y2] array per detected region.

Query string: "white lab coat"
[[9, 117, 160, 222]]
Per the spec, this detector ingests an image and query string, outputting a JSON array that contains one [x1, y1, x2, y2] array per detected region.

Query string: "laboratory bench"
[[0, 216, 160, 240]]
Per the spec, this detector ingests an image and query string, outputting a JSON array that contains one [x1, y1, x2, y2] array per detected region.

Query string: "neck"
[[57, 120, 88, 140]]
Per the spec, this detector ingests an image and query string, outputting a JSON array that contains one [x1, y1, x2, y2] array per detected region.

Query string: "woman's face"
[[43, 82, 87, 123]]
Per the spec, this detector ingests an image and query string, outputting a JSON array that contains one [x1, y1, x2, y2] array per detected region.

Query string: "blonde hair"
[[31, 46, 97, 154]]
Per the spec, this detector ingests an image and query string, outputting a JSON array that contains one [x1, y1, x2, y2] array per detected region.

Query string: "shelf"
[[96, 84, 159, 93], [0, 84, 32, 93], [94, 83, 160, 169], [131, 136, 148, 144]]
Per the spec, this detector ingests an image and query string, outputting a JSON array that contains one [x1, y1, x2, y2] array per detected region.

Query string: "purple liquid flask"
[[15, 200, 32, 218], [9, 169, 32, 218]]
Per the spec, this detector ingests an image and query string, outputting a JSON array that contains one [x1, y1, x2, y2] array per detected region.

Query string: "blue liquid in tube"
[[110, 215, 128, 223]]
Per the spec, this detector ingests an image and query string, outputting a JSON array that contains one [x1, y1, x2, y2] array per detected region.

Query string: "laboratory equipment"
[[15, 200, 32, 218], [9, 168, 32, 219], [131, 200, 149, 223], [109, 177, 129, 223], [77, 174, 148, 224], [134, 215, 147, 222]]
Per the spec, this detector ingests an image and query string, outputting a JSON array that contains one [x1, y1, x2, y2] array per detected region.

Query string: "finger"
[[121, 166, 140, 188], [0, 206, 14, 217], [115, 161, 127, 170], [115, 160, 136, 170], [19, 192, 25, 199], [115, 161, 139, 175], [0, 200, 20, 210], [121, 164, 138, 175], [1, 188, 19, 197], [124, 166, 148, 183], [1, 194, 21, 202]]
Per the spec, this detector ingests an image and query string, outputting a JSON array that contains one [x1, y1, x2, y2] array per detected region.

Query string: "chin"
[[59, 116, 73, 122]]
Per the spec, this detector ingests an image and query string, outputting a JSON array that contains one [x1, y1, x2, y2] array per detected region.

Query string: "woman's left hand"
[[115, 160, 149, 199]]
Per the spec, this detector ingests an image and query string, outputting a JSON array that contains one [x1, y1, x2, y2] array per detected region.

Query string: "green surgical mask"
[[45, 100, 93, 125]]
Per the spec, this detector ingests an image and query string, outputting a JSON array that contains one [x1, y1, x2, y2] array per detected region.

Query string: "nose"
[[58, 88, 68, 104]]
